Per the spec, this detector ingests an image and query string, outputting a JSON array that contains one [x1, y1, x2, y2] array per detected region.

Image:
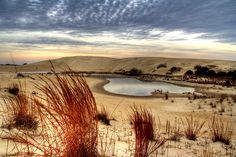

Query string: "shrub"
[[208, 70, 216, 77], [170, 67, 182, 73], [8, 83, 19, 95], [182, 115, 205, 140], [195, 66, 210, 76], [16, 73, 25, 78], [217, 71, 227, 78], [96, 106, 110, 125], [130, 106, 165, 157], [129, 68, 143, 75], [164, 93, 169, 100], [208, 116, 233, 145], [194, 65, 202, 70], [184, 70, 194, 75], [157, 63, 167, 69]]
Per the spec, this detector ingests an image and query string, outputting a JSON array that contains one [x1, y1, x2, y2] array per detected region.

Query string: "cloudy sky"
[[0, 0, 236, 63]]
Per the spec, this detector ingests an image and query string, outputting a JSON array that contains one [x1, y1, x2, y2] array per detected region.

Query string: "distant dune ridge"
[[1, 56, 236, 75]]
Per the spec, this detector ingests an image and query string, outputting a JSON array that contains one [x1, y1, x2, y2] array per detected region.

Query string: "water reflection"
[[104, 78, 195, 96]]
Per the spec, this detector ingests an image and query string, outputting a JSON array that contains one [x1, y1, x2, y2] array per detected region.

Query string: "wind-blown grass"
[[208, 115, 233, 145], [182, 115, 205, 140], [130, 106, 165, 157], [2, 69, 98, 156], [96, 106, 110, 125], [2, 92, 38, 130], [35, 69, 98, 156]]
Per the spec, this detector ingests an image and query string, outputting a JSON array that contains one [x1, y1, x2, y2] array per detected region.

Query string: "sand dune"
[[1, 56, 236, 75]]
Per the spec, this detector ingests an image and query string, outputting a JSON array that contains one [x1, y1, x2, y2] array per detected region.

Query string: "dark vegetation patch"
[[128, 68, 143, 76], [13, 113, 38, 130], [8, 83, 19, 95], [96, 106, 110, 125], [157, 63, 167, 69]]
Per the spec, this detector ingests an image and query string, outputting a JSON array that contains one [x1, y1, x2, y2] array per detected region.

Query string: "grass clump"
[[35, 69, 98, 156], [165, 119, 182, 141], [96, 106, 110, 125], [2, 93, 38, 130], [182, 115, 205, 140], [208, 116, 233, 145], [2, 68, 98, 156], [8, 83, 19, 95], [130, 106, 165, 157]]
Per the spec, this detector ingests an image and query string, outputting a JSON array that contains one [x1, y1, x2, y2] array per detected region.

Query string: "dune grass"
[[130, 106, 165, 157], [1, 67, 234, 156], [182, 115, 205, 140], [165, 119, 182, 141], [8, 83, 19, 96], [208, 115, 233, 145], [35, 69, 98, 156], [2, 92, 38, 130], [1, 69, 98, 156], [96, 106, 110, 125]]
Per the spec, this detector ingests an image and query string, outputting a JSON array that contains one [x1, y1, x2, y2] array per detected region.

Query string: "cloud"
[[0, 0, 236, 62], [0, 0, 235, 42]]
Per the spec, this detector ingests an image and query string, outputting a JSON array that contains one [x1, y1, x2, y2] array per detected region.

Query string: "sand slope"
[[1, 56, 236, 75]]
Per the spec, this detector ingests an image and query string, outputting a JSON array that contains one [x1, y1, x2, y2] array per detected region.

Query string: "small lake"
[[104, 78, 195, 96]]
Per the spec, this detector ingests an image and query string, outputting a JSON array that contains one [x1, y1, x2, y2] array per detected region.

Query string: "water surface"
[[104, 78, 195, 96]]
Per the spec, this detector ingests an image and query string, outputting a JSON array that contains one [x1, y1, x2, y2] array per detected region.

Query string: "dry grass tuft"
[[130, 106, 165, 157], [8, 83, 19, 95], [96, 106, 110, 125], [182, 115, 205, 140], [35, 69, 98, 156], [165, 118, 182, 141], [2, 93, 38, 130], [208, 115, 233, 145], [198, 148, 221, 157], [2, 68, 98, 156]]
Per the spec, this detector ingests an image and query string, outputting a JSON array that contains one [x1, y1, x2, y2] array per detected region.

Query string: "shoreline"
[[90, 77, 196, 98], [90, 76, 236, 98]]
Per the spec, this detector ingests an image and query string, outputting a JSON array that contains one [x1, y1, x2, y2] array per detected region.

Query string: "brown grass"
[[182, 115, 205, 140], [208, 115, 233, 145], [2, 69, 98, 156], [36, 69, 98, 156], [2, 93, 38, 130], [165, 118, 182, 141], [8, 83, 19, 95], [96, 106, 110, 125], [130, 106, 165, 157], [198, 148, 221, 157]]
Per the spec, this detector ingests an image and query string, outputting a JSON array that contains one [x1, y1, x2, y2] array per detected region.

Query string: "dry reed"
[[165, 118, 182, 141], [2, 92, 38, 130], [208, 115, 233, 145], [130, 106, 165, 157], [182, 115, 205, 140], [96, 106, 110, 125], [2, 68, 98, 157]]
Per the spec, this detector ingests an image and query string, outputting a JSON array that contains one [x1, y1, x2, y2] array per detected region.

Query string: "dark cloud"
[[0, 0, 235, 42], [2, 36, 92, 46]]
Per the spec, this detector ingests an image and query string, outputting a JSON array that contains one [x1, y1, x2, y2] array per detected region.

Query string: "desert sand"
[[1, 56, 236, 75], [0, 56, 235, 156]]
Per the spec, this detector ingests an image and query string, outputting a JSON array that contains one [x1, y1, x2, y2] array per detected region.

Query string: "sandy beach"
[[0, 57, 235, 156]]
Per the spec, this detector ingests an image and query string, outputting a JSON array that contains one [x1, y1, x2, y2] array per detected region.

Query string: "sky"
[[0, 0, 236, 63]]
